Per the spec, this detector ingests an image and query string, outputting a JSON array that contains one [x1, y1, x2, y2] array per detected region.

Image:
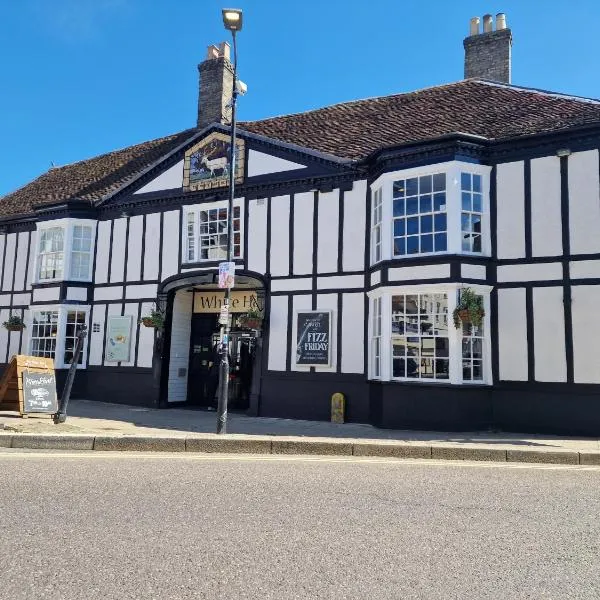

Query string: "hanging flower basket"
[[139, 310, 164, 330], [452, 288, 484, 329], [3, 315, 25, 332], [237, 309, 263, 330]]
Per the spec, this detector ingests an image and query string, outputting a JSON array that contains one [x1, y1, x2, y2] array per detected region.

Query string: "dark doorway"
[[187, 313, 258, 410]]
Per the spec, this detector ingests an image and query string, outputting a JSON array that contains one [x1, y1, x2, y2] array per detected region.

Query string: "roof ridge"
[[474, 79, 600, 104]]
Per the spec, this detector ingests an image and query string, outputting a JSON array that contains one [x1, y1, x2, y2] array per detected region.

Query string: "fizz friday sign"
[[295, 310, 332, 367]]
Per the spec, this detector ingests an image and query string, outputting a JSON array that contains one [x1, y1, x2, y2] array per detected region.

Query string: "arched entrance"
[[156, 270, 266, 415]]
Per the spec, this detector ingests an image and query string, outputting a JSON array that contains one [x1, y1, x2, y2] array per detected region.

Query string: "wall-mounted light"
[[556, 148, 571, 157]]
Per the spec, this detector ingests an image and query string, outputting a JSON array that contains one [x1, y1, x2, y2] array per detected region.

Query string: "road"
[[1, 451, 599, 599]]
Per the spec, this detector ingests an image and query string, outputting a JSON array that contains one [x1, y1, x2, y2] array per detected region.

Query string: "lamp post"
[[216, 7, 243, 434]]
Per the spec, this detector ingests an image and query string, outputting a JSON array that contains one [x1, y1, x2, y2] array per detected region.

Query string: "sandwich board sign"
[[0, 355, 58, 416]]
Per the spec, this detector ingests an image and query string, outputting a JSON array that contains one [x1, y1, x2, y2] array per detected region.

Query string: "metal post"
[[216, 29, 238, 435], [53, 327, 87, 424]]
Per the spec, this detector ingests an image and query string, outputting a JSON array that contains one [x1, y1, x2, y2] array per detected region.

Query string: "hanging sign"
[[105, 316, 133, 362], [218, 262, 236, 289], [295, 310, 332, 367], [22, 372, 58, 414]]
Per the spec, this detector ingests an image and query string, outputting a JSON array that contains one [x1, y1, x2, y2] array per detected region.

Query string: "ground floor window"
[[369, 285, 490, 384], [29, 305, 89, 368]]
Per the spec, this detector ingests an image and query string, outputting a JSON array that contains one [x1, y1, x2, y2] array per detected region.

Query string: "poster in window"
[[105, 316, 132, 362], [295, 310, 332, 367]]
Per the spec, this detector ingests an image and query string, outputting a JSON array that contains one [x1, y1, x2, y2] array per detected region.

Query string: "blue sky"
[[2, 0, 600, 197]]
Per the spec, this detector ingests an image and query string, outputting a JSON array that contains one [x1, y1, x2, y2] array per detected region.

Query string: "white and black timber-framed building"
[[2, 13, 600, 435]]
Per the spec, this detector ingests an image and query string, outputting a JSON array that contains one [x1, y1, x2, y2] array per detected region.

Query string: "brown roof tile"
[[3, 80, 600, 218]]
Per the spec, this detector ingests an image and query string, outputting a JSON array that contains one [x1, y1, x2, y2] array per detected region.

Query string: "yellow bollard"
[[331, 392, 345, 424]]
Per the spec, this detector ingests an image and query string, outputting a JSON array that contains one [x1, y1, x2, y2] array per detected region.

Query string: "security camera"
[[236, 79, 248, 96]]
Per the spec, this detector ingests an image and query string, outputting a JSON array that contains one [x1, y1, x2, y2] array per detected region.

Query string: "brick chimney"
[[197, 42, 234, 129], [463, 13, 512, 83]]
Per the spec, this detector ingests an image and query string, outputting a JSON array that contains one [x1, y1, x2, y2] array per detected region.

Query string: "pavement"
[[2, 451, 600, 599], [1, 399, 599, 465]]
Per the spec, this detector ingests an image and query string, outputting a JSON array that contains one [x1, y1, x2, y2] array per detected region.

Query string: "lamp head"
[[222, 8, 243, 32]]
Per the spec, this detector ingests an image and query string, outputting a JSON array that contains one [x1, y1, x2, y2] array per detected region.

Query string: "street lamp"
[[216, 7, 243, 434]]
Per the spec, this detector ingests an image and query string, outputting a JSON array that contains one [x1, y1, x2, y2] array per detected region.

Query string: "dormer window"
[[35, 219, 96, 283]]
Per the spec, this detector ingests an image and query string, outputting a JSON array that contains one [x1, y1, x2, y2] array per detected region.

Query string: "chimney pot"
[[483, 14, 493, 32], [469, 17, 480, 36], [496, 13, 507, 30]]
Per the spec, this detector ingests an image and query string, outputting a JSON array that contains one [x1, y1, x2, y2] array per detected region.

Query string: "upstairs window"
[[461, 173, 483, 253], [36, 220, 95, 283], [371, 188, 383, 264], [184, 201, 243, 263]]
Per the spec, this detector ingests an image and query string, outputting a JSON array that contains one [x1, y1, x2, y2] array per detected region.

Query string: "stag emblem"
[[190, 139, 230, 182]]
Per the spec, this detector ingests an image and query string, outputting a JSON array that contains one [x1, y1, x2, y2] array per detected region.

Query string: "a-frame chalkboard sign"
[[0, 355, 57, 416]]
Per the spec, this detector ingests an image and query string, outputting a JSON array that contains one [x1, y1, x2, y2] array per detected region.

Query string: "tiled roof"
[[3, 79, 600, 218], [0, 128, 196, 217]]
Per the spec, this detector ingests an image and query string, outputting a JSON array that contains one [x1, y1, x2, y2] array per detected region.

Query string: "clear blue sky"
[[2, 0, 600, 197]]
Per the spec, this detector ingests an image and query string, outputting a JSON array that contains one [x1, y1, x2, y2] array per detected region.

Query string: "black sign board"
[[295, 310, 331, 366], [22, 371, 58, 414]]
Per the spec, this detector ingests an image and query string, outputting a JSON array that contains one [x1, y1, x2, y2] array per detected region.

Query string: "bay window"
[[370, 161, 490, 264], [29, 306, 89, 368], [184, 201, 243, 263], [36, 219, 96, 282], [368, 285, 491, 384]]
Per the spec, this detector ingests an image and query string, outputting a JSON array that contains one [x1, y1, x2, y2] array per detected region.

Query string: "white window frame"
[[369, 161, 491, 264], [26, 304, 90, 369], [182, 199, 244, 264], [35, 218, 97, 283], [367, 283, 492, 385]]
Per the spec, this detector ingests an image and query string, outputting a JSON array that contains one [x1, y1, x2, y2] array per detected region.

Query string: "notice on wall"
[[22, 371, 58, 414], [105, 316, 132, 362], [295, 310, 332, 367]]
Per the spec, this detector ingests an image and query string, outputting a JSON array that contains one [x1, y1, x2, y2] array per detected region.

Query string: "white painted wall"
[[120, 303, 140, 368], [341, 292, 364, 373], [26, 230, 36, 290], [13, 232, 29, 291], [531, 156, 562, 257], [161, 210, 180, 280], [342, 180, 367, 272], [533, 287, 566, 382], [32, 286, 60, 303], [0, 308, 9, 362], [109, 218, 127, 283], [247, 150, 306, 177], [143, 213, 161, 280], [66, 287, 88, 301], [95, 221, 111, 284], [89, 303, 107, 365], [293, 192, 314, 275], [94, 286, 123, 301], [388, 264, 450, 281], [317, 190, 339, 274], [137, 301, 155, 368], [135, 160, 184, 194], [271, 278, 312, 292], [461, 264, 487, 280], [497, 262, 562, 283], [290, 294, 312, 372], [317, 274, 364, 290], [270, 195, 290, 277], [7, 308, 22, 360], [569, 150, 600, 255], [496, 161, 526, 259], [572, 285, 600, 383], [498, 287, 528, 381], [126, 215, 143, 281], [2, 234, 16, 291], [247, 198, 268, 274], [104, 304, 123, 365], [315, 294, 337, 371], [267, 295, 288, 371], [125, 283, 158, 299], [570, 260, 600, 279], [166, 291, 193, 401]]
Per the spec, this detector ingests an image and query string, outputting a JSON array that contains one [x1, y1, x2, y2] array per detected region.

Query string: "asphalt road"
[[1, 452, 599, 599]]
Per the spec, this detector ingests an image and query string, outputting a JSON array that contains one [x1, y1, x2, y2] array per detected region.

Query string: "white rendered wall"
[[497, 288, 528, 381], [293, 192, 314, 275], [572, 285, 600, 383], [2, 234, 16, 291], [126, 215, 144, 281], [317, 190, 339, 274], [109, 218, 127, 283], [161, 210, 180, 280], [496, 161, 526, 259], [89, 304, 106, 366], [341, 292, 364, 373], [137, 301, 155, 368], [569, 150, 600, 255], [267, 295, 288, 371], [342, 180, 366, 272], [291, 294, 312, 372], [531, 156, 562, 257], [13, 232, 29, 291], [247, 150, 306, 177], [270, 195, 290, 277], [135, 160, 183, 194], [247, 198, 267, 274], [95, 221, 111, 284], [315, 293, 337, 371], [533, 287, 566, 382], [103, 304, 122, 365], [167, 290, 192, 402], [143, 213, 161, 280], [0, 309, 9, 362], [120, 303, 139, 368], [26, 230, 36, 289]]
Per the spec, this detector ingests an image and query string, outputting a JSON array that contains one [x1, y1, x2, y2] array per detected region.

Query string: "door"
[[187, 314, 219, 407]]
